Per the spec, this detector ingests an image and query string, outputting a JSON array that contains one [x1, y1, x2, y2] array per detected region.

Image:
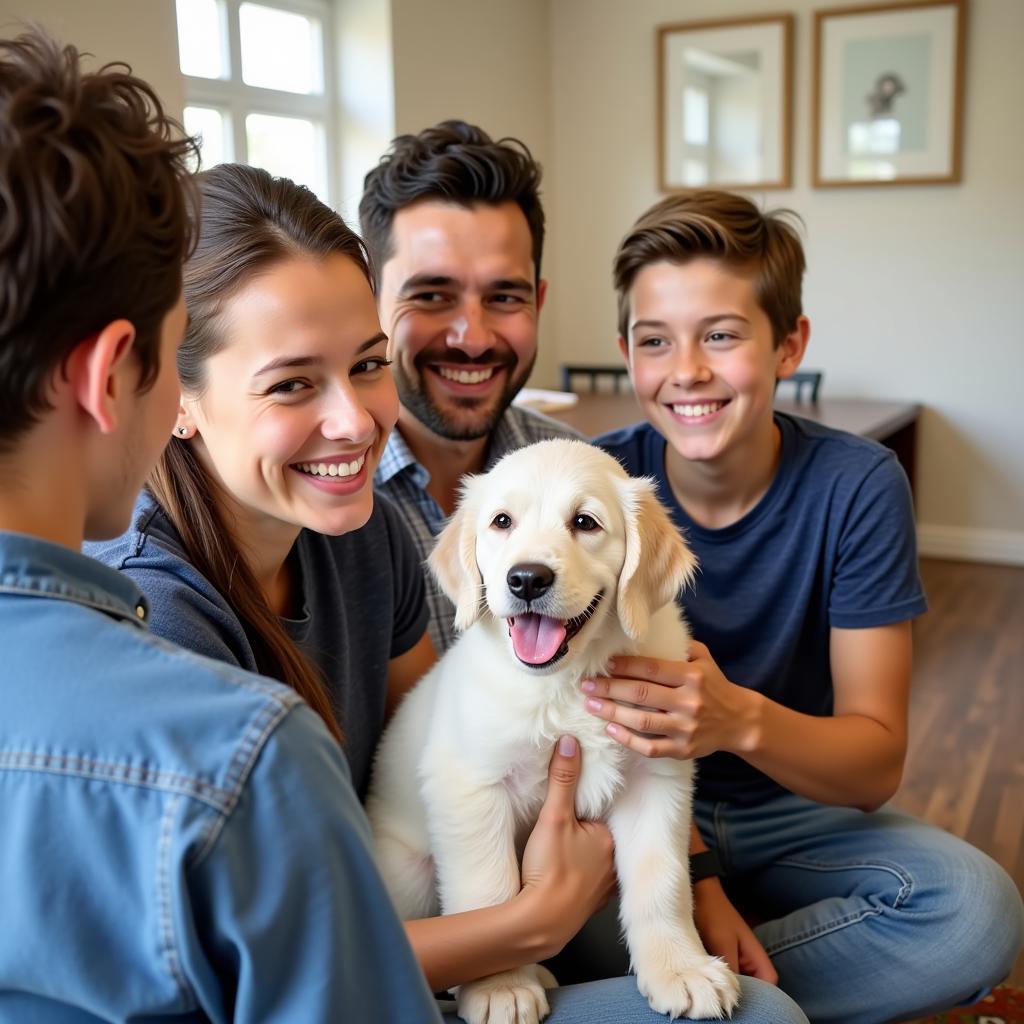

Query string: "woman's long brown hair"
[[148, 164, 374, 744]]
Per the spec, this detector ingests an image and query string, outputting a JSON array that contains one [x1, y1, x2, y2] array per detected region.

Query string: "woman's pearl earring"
[[177, 426, 188, 436]]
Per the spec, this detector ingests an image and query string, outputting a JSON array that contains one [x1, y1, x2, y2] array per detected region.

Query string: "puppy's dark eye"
[[492, 512, 512, 530], [573, 513, 600, 532]]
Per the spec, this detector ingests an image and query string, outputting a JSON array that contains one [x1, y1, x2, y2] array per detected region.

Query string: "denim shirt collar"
[[0, 530, 150, 627]]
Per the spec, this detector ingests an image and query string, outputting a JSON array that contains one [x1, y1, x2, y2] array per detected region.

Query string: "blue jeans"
[[441, 974, 808, 1023], [695, 793, 1024, 1024]]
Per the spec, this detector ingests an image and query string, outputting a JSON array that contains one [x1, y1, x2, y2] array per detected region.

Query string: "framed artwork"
[[813, 0, 966, 186], [657, 14, 794, 192]]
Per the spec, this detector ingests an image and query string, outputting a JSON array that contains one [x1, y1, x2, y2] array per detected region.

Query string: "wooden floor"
[[890, 557, 1024, 987]]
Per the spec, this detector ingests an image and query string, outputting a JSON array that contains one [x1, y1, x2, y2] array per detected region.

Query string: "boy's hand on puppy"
[[580, 642, 761, 759], [518, 736, 617, 956]]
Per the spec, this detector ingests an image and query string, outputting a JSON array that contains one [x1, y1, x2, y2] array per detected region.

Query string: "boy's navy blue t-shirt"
[[598, 413, 927, 806]]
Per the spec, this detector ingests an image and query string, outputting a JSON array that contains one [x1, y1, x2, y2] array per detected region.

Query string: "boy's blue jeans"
[[695, 792, 1024, 1024]]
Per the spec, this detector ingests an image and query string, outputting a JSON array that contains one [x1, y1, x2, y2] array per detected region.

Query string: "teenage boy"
[[584, 190, 1024, 1022], [361, 120, 579, 651], [0, 32, 442, 1022]]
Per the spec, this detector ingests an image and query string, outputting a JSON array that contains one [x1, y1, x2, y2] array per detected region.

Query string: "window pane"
[[239, 3, 323, 94], [682, 158, 709, 186], [176, 0, 227, 79], [184, 106, 231, 170], [246, 113, 327, 200], [683, 86, 709, 146]]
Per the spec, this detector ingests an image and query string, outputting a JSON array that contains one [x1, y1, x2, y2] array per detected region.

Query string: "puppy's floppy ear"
[[428, 477, 484, 631], [615, 476, 698, 640]]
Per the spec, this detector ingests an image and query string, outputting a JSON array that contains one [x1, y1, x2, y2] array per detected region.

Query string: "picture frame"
[[657, 14, 794, 192], [812, 0, 967, 187]]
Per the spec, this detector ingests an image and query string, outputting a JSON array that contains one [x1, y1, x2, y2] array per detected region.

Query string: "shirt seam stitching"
[[0, 752, 237, 812], [157, 793, 193, 1005], [190, 701, 295, 867], [0, 582, 144, 625]]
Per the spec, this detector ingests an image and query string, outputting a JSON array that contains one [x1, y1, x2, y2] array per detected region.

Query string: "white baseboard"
[[917, 524, 1024, 567]]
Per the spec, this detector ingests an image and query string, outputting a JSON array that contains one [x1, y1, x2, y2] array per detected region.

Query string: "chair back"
[[776, 370, 823, 402], [560, 364, 630, 394]]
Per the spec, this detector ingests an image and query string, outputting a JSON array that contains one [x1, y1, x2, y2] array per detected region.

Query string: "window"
[[176, 0, 335, 203]]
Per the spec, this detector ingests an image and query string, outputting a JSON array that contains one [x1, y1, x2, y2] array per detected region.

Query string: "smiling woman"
[[87, 163, 424, 769], [179, 252, 395, 542]]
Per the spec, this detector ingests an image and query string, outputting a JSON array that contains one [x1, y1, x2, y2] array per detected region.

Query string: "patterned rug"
[[915, 987, 1024, 1023]]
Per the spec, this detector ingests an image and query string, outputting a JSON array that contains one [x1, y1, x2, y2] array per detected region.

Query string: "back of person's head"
[[149, 163, 371, 745], [0, 31, 196, 454], [359, 118, 545, 286], [613, 190, 805, 348]]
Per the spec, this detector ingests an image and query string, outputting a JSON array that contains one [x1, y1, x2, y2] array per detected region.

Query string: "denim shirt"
[[0, 531, 441, 1023]]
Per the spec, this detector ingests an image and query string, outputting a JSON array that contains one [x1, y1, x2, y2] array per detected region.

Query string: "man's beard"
[[395, 352, 536, 441]]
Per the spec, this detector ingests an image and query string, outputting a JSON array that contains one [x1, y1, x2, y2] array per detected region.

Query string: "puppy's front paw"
[[637, 954, 740, 1021], [456, 964, 555, 1024]]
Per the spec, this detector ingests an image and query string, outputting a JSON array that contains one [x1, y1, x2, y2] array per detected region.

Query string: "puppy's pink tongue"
[[510, 613, 567, 665]]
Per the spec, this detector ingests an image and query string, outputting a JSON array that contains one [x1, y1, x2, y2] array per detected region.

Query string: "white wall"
[[387, 0, 557, 388], [336, 0, 395, 222], [547, 0, 1024, 563], [0, 0, 183, 118]]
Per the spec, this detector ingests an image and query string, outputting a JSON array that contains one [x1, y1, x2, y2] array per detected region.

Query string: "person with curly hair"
[[0, 31, 440, 1022]]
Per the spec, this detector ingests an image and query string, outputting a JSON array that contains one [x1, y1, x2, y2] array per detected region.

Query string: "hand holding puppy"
[[582, 641, 761, 760], [518, 736, 617, 958]]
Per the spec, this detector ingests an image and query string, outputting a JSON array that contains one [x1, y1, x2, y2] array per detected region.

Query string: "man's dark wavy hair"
[[0, 30, 197, 450], [359, 119, 545, 286]]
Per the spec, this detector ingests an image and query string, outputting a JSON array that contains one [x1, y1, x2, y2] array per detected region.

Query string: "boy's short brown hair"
[[0, 32, 197, 451], [613, 190, 805, 348]]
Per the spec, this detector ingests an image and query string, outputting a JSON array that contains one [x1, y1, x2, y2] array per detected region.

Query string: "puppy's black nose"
[[507, 563, 555, 602]]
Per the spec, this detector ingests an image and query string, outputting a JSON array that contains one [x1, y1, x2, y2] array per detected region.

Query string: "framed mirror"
[[657, 14, 794, 192]]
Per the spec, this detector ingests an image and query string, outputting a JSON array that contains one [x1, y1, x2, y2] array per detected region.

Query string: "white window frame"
[[180, 0, 339, 204]]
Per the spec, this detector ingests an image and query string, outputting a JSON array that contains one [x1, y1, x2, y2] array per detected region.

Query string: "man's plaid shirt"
[[374, 405, 583, 652]]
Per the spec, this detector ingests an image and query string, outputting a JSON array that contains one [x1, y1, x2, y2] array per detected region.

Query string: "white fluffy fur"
[[366, 439, 740, 1022]]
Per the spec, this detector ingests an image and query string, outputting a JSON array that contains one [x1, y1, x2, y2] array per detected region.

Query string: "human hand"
[[580, 642, 759, 759], [692, 878, 777, 983], [519, 736, 617, 955]]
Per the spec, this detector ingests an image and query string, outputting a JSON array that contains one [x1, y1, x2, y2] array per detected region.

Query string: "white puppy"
[[367, 439, 739, 1022]]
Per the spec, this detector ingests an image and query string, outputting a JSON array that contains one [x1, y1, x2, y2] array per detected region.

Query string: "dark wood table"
[[538, 392, 922, 493]]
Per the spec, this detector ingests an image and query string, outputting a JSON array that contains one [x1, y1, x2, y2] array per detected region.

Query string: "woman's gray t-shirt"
[[87, 489, 428, 798]]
